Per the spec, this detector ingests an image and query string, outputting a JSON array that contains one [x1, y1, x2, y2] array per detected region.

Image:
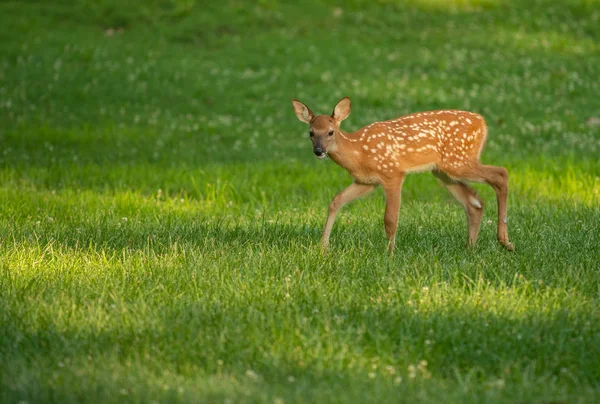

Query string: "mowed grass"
[[1, 0, 600, 402]]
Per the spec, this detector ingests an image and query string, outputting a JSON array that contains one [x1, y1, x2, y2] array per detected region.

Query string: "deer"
[[291, 97, 515, 254]]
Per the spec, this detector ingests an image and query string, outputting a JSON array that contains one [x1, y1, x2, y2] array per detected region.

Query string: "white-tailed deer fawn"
[[291, 97, 514, 253]]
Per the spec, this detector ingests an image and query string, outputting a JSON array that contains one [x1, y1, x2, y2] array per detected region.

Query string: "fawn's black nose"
[[314, 147, 325, 157]]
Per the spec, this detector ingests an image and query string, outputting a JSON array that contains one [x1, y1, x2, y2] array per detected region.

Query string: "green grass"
[[1, 0, 600, 402]]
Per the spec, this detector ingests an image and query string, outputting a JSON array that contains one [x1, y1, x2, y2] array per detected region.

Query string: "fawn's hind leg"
[[443, 163, 514, 251], [433, 170, 484, 248]]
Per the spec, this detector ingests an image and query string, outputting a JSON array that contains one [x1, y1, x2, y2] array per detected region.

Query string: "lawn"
[[1, 0, 600, 402]]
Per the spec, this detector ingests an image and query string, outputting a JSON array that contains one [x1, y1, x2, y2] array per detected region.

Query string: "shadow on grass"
[[1, 295, 599, 402]]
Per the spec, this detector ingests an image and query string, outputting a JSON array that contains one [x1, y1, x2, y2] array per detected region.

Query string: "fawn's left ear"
[[291, 99, 315, 124], [332, 97, 351, 123]]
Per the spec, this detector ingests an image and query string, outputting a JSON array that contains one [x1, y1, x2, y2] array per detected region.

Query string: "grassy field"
[[1, 0, 600, 402]]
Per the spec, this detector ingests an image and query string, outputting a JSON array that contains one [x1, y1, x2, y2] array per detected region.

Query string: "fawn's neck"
[[328, 130, 361, 173]]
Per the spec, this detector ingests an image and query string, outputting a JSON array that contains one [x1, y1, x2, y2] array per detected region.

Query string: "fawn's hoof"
[[499, 240, 515, 251]]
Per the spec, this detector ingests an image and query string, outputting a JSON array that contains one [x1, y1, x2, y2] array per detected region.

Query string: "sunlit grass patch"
[[510, 161, 600, 206], [406, 0, 502, 12]]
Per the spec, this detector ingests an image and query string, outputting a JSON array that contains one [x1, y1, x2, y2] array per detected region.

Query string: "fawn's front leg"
[[321, 182, 376, 250], [382, 176, 405, 254]]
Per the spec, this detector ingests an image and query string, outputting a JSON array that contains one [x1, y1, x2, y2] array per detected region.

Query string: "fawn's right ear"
[[332, 97, 351, 123], [291, 99, 315, 124]]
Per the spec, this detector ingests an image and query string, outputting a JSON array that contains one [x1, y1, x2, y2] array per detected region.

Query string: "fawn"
[[291, 97, 514, 253]]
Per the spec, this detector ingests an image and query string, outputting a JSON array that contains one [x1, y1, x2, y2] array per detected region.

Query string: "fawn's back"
[[340, 110, 487, 182]]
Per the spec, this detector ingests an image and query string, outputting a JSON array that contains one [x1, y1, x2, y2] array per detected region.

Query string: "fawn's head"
[[291, 97, 351, 159]]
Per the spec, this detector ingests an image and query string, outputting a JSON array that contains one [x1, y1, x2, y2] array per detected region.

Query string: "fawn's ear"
[[291, 99, 315, 124], [332, 97, 351, 123]]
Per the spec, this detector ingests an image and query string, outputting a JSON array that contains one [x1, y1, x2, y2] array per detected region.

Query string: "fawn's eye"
[[309, 131, 314, 137], [328, 130, 334, 136]]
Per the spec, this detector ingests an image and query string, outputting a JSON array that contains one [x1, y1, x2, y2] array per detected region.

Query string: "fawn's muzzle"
[[314, 147, 326, 158]]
